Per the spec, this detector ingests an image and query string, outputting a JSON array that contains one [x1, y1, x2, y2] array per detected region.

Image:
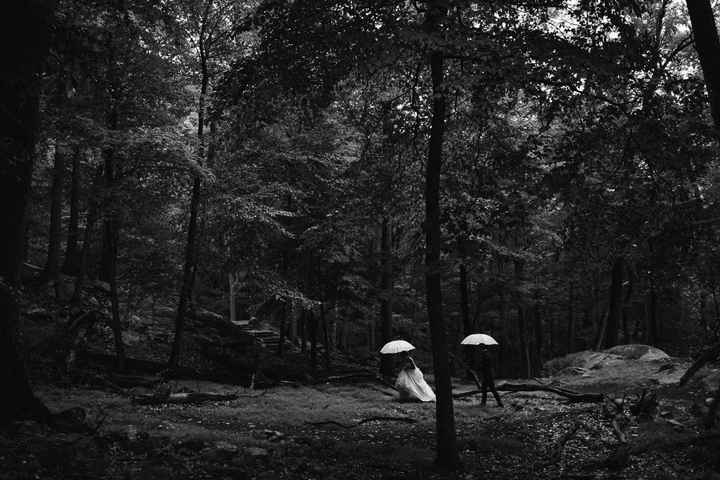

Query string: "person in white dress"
[[394, 351, 436, 402]]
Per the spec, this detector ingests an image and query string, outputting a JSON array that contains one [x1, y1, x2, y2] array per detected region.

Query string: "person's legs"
[[489, 379, 503, 407]]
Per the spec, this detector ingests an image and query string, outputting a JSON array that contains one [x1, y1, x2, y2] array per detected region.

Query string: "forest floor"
[[2, 349, 719, 480]]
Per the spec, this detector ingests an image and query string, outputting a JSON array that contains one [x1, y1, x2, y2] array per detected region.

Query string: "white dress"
[[394, 357, 436, 402]]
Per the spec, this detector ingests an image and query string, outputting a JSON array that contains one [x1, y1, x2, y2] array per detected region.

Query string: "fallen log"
[[585, 431, 720, 471], [679, 342, 720, 386], [133, 392, 238, 405], [307, 416, 417, 429], [454, 383, 605, 403], [323, 372, 378, 382], [321, 373, 399, 391]]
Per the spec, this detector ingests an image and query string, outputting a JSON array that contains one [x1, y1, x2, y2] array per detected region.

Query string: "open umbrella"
[[461, 333, 499, 346], [380, 339, 415, 354]]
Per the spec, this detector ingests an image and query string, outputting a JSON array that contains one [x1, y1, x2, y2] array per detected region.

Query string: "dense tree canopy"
[[4, 0, 720, 470]]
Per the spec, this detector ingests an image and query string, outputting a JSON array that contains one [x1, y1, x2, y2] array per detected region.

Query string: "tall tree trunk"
[[169, 63, 209, 368], [228, 273, 236, 323], [62, 146, 81, 274], [686, 0, 720, 129], [103, 146, 125, 371], [459, 260, 473, 377], [459, 262, 471, 336], [604, 257, 623, 348], [424, 0, 458, 468], [518, 306, 530, 377], [498, 292, 507, 378], [321, 302, 330, 370], [621, 266, 633, 342], [379, 217, 394, 377], [646, 285, 658, 345], [43, 144, 65, 283], [566, 284, 575, 354], [72, 169, 101, 303], [515, 260, 530, 377], [300, 310, 307, 353], [0, 0, 54, 423], [309, 309, 318, 369], [533, 301, 543, 375], [277, 303, 286, 357]]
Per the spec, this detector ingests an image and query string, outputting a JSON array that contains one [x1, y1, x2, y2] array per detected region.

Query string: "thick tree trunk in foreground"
[[62, 146, 82, 274], [43, 145, 65, 283], [379, 217, 394, 377], [687, 0, 720, 128], [424, 0, 458, 468], [0, 0, 54, 424]]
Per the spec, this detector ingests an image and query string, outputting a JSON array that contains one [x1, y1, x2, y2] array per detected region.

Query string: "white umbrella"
[[461, 333, 499, 346], [380, 339, 415, 354]]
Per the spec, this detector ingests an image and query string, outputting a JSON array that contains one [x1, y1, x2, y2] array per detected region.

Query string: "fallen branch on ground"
[[235, 389, 270, 398], [321, 372, 399, 392], [541, 423, 581, 467], [366, 385, 397, 397], [306, 416, 417, 429], [454, 383, 604, 403], [323, 371, 377, 382], [678, 342, 720, 428], [679, 343, 720, 386], [585, 431, 720, 471], [133, 391, 238, 405]]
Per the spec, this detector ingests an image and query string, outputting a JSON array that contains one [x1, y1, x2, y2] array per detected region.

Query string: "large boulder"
[[543, 344, 672, 376], [605, 344, 670, 361]]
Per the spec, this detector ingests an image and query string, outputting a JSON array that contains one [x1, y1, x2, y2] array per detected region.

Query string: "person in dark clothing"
[[477, 345, 503, 407]]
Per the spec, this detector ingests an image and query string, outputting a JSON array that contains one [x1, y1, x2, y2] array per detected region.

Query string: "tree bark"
[[379, 217, 394, 377], [72, 169, 101, 303], [43, 144, 65, 283], [300, 310, 307, 352], [459, 252, 473, 377], [646, 285, 658, 345], [278, 303, 286, 357], [533, 301, 543, 375], [518, 307, 532, 377], [103, 147, 125, 371], [62, 146, 82, 274], [321, 302, 330, 370], [169, 59, 209, 368], [0, 0, 54, 424], [459, 260, 471, 336], [309, 309, 318, 369], [566, 284, 575, 354], [604, 257, 623, 348], [686, 0, 720, 128], [515, 260, 530, 377], [424, 0, 458, 468]]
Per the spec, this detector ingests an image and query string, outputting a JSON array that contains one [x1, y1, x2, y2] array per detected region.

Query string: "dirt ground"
[[2, 350, 719, 480]]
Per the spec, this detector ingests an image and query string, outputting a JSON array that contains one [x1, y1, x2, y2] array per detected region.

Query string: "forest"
[[2, 0, 720, 478]]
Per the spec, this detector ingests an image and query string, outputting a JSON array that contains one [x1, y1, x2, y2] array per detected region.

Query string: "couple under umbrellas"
[[381, 334, 503, 407]]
